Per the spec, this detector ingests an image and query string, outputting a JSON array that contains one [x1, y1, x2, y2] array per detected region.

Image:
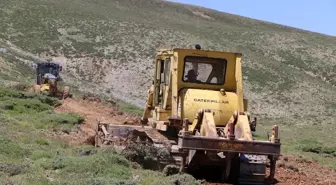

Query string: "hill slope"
[[0, 0, 335, 165]]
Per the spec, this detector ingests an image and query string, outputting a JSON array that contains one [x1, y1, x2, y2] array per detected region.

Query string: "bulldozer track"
[[95, 121, 281, 185]]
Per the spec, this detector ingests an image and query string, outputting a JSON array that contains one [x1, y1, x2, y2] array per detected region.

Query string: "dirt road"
[[54, 97, 336, 185]]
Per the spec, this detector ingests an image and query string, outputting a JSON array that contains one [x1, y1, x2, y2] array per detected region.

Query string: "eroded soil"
[[52, 96, 140, 145], [205, 154, 336, 185]]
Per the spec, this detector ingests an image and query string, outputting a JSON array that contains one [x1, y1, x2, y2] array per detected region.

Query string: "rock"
[[0, 48, 8, 54]]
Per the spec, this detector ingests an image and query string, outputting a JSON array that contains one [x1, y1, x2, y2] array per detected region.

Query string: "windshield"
[[39, 64, 59, 76], [183, 56, 227, 85]]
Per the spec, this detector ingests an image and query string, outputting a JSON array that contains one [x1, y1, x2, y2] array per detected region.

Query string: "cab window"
[[183, 56, 227, 85], [164, 58, 171, 85]]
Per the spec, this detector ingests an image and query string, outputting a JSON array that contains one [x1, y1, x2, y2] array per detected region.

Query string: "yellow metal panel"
[[181, 89, 239, 127], [154, 108, 172, 121], [200, 111, 218, 137], [40, 84, 50, 91], [235, 54, 244, 112], [223, 114, 252, 141], [171, 52, 179, 117], [235, 114, 253, 141]]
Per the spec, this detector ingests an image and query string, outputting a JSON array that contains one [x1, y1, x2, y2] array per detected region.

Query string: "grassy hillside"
[[0, 87, 201, 185], [0, 0, 335, 166]]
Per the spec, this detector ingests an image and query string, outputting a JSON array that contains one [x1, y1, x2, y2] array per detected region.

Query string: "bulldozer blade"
[[95, 123, 177, 147], [178, 134, 280, 156], [95, 123, 184, 170]]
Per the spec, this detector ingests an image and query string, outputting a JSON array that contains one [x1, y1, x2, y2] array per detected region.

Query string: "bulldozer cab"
[[35, 62, 62, 85], [150, 45, 246, 127]]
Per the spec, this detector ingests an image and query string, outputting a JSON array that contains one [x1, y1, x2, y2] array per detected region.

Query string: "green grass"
[[118, 102, 143, 116], [0, 51, 35, 85], [254, 118, 336, 168], [0, 87, 201, 185], [297, 140, 336, 157], [0, 87, 82, 131], [0, 140, 135, 184]]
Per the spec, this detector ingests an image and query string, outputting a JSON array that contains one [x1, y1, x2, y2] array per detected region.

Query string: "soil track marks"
[[53, 97, 336, 185], [54, 97, 140, 145], [273, 155, 336, 185], [205, 155, 336, 185]]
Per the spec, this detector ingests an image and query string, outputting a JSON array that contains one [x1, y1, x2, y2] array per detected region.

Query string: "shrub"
[[40, 113, 84, 125], [0, 99, 52, 113], [30, 150, 53, 161], [8, 83, 31, 91], [0, 162, 29, 176], [0, 138, 25, 160], [121, 142, 173, 170], [168, 173, 203, 185], [34, 138, 51, 146], [46, 148, 132, 181], [0, 88, 60, 107], [135, 169, 202, 185], [298, 139, 336, 157], [117, 102, 143, 116]]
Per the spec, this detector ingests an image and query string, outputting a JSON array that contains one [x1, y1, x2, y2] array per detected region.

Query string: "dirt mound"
[[54, 96, 140, 145]]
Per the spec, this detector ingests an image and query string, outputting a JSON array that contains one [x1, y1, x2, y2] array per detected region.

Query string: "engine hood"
[[180, 88, 239, 127]]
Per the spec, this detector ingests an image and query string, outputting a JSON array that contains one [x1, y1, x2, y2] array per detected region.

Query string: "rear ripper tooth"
[[238, 154, 268, 185]]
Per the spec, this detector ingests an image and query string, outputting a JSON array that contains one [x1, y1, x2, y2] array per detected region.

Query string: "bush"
[[168, 173, 203, 185], [0, 138, 25, 160], [0, 88, 60, 107], [298, 140, 336, 157], [0, 87, 83, 133], [34, 138, 51, 146], [74, 145, 98, 156], [30, 150, 53, 161], [38, 148, 133, 182], [0, 98, 52, 113], [121, 142, 173, 170], [134, 169, 202, 185], [0, 162, 29, 176], [40, 113, 84, 125], [8, 83, 31, 91], [117, 102, 143, 116]]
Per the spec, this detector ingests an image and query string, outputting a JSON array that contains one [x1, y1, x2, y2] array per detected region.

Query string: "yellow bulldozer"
[[95, 45, 281, 184], [33, 61, 70, 99]]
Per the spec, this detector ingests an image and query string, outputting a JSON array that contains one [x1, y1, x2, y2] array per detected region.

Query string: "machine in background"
[[33, 61, 70, 99]]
